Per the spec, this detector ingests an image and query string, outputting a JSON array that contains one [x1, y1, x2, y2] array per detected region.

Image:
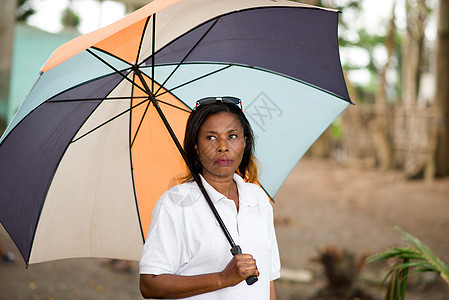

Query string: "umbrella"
[[0, 0, 352, 266]]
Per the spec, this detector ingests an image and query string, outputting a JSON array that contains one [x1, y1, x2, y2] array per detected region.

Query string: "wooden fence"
[[336, 103, 437, 177]]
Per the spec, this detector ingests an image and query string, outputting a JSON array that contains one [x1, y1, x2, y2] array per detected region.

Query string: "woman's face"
[[195, 112, 246, 182]]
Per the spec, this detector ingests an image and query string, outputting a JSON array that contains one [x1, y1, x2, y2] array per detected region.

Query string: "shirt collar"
[[198, 174, 227, 203], [233, 174, 258, 207], [198, 173, 258, 207]]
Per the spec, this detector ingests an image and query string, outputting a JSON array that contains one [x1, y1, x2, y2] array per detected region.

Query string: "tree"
[[372, 3, 396, 170], [61, 8, 81, 30], [435, 0, 449, 176], [16, 0, 35, 23], [61, 0, 81, 30], [402, 0, 429, 108]]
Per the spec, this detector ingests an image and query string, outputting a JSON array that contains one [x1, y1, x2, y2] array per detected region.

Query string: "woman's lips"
[[215, 158, 233, 165]]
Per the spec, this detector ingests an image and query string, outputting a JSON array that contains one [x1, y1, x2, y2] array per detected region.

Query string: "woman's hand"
[[140, 255, 259, 299], [219, 254, 259, 287]]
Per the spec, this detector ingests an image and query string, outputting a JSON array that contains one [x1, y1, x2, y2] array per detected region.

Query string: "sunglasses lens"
[[197, 98, 217, 105], [195, 97, 242, 109]]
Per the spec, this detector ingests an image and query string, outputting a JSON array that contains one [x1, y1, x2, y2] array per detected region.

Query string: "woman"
[[139, 97, 280, 299]]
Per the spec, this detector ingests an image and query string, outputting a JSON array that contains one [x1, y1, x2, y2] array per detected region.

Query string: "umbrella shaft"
[[145, 91, 237, 249]]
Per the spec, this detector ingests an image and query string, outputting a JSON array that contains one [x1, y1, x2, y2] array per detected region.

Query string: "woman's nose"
[[217, 139, 229, 152]]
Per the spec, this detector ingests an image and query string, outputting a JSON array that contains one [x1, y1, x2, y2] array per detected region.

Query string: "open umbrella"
[[0, 0, 351, 266]]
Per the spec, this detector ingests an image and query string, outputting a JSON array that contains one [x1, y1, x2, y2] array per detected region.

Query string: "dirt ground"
[[1, 158, 448, 299]]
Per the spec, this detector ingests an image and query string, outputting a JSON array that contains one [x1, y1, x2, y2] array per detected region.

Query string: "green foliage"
[[330, 119, 343, 140], [16, 0, 35, 23], [61, 7, 81, 29], [367, 226, 449, 300]]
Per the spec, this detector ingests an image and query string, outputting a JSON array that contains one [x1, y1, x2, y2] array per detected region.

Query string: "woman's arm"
[[140, 273, 222, 299], [270, 281, 278, 300], [140, 254, 259, 299]]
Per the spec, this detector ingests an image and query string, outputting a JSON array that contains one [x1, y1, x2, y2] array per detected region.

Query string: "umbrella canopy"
[[0, 0, 351, 265]]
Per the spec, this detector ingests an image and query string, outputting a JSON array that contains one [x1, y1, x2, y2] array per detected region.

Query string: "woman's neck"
[[202, 173, 239, 210]]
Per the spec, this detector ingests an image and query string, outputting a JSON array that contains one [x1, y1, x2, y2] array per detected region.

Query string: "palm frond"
[[367, 226, 449, 299], [395, 227, 449, 285]]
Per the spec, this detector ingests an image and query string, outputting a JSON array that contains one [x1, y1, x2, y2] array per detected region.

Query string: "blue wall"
[[8, 25, 79, 122]]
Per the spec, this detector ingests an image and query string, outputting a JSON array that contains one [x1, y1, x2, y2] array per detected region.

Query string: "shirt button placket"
[[229, 199, 240, 245]]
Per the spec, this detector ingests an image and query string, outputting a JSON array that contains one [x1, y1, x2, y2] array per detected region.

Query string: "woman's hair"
[[183, 101, 258, 183]]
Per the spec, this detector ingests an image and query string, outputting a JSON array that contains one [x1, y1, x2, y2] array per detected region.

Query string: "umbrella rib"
[[129, 14, 156, 147], [151, 14, 156, 94], [135, 15, 151, 69], [155, 64, 232, 97], [131, 76, 152, 147], [86, 49, 148, 96], [71, 97, 150, 143], [162, 61, 353, 104], [155, 99, 191, 113], [131, 70, 158, 147], [48, 96, 148, 103], [153, 18, 219, 96]]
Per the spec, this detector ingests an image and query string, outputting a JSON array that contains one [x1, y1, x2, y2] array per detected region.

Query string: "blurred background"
[[0, 0, 448, 299]]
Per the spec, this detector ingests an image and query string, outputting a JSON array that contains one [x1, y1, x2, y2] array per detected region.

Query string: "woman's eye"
[[206, 136, 217, 141], [229, 134, 238, 139]]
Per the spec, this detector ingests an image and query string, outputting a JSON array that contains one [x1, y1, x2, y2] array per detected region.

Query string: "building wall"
[[8, 25, 79, 122]]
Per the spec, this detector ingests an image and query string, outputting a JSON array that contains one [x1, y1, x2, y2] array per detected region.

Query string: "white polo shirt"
[[140, 173, 281, 299]]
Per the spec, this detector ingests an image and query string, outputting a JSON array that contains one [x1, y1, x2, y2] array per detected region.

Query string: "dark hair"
[[183, 101, 258, 183]]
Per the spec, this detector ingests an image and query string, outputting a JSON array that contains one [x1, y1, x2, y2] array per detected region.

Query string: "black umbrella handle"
[[231, 245, 259, 285]]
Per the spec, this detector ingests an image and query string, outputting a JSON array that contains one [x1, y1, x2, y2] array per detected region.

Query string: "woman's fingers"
[[220, 254, 259, 287], [235, 255, 259, 277]]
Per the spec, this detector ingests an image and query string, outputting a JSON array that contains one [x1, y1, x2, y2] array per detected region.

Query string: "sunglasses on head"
[[194, 96, 242, 110]]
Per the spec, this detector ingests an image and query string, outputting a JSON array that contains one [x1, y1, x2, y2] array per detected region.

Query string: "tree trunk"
[[402, 0, 427, 108], [435, 0, 449, 176], [402, 0, 431, 178], [373, 3, 396, 170], [0, 0, 17, 133]]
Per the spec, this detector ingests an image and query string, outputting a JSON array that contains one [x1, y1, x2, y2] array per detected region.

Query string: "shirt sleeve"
[[269, 220, 281, 281], [266, 195, 281, 281], [139, 197, 185, 275]]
